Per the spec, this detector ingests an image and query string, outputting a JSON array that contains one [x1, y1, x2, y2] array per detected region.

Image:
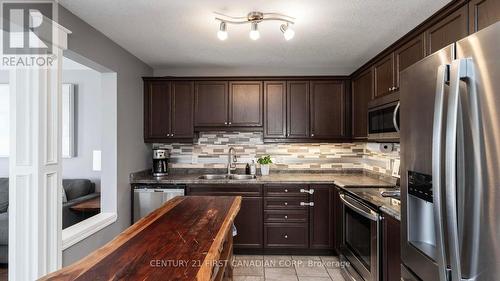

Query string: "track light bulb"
[[249, 22, 260, 40], [281, 23, 295, 40], [217, 22, 228, 40]]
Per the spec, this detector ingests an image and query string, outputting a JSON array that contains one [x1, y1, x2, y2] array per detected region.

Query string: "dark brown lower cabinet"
[[187, 184, 338, 252], [333, 187, 343, 254], [186, 185, 263, 249], [309, 185, 334, 250], [382, 215, 401, 281], [235, 197, 263, 248], [264, 223, 309, 249], [263, 197, 308, 210], [263, 184, 310, 249]]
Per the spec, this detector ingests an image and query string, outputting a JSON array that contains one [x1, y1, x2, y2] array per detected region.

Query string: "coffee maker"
[[152, 149, 169, 177]]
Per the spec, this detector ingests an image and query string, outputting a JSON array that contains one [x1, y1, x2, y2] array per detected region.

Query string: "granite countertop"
[[130, 171, 396, 187], [130, 170, 400, 220], [338, 186, 401, 220]]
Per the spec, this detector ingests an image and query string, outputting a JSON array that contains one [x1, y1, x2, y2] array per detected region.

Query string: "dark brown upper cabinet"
[[144, 81, 171, 141], [194, 81, 228, 127], [426, 4, 468, 55], [394, 33, 426, 89], [229, 81, 263, 127], [309, 185, 334, 250], [171, 81, 194, 139], [144, 80, 194, 142], [352, 68, 373, 139], [195, 81, 263, 128], [373, 53, 396, 98], [310, 81, 345, 139], [146, 77, 349, 142], [469, 0, 500, 33], [287, 81, 310, 138], [264, 81, 287, 138]]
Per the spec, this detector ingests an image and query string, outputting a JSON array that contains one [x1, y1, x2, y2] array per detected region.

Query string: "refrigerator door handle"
[[446, 58, 473, 281], [432, 64, 450, 281]]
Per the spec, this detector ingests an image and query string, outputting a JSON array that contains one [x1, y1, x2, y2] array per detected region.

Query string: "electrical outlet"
[[392, 159, 400, 178]]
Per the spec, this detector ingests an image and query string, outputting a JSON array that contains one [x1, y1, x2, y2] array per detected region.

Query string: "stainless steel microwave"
[[367, 93, 400, 142]]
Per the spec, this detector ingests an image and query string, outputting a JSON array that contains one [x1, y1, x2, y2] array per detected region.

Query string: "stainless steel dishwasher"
[[133, 185, 185, 223]]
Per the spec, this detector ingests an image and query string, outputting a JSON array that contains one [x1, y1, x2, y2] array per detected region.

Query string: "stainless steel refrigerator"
[[400, 21, 500, 281]]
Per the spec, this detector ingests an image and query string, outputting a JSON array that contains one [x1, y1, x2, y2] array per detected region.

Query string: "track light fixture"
[[217, 22, 228, 40], [280, 23, 295, 41], [215, 11, 295, 41], [249, 22, 260, 40]]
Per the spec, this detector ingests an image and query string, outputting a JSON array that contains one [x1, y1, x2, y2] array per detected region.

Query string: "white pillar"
[[8, 17, 71, 281]]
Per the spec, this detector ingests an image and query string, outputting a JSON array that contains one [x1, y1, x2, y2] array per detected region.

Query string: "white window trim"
[[61, 83, 76, 158], [62, 212, 117, 250], [58, 69, 118, 252]]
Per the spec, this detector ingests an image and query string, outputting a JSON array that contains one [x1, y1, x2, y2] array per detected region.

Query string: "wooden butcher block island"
[[42, 196, 242, 281]]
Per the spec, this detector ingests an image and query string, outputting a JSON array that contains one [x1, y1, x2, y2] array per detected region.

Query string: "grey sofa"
[[62, 179, 100, 229], [0, 178, 99, 264]]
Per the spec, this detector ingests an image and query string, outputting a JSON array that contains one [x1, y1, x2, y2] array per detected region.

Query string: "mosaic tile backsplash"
[[153, 132, 400, 177]]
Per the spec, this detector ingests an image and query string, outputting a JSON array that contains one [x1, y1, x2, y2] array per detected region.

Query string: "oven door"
[[340, 193, 380, 281], [368, 101, 400, 142]]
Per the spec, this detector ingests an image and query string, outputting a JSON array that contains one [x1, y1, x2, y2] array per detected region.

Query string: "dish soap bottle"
[[250, 160, 256, 175], [245, 163, 251, 175]]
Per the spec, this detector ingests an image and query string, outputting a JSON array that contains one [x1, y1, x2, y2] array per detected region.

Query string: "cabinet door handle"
[[300, 202, 314, 207], [284, 234, 288, 239], [300, 188, 314, 195], [284, 189, 288, 193], [228, 122, 232, 125], [284, 215, 288, 219], [171, 133, 174, 137], [284, 202, 288, 206], [311, 133, 315, 137], [224, 122, 228, 125]]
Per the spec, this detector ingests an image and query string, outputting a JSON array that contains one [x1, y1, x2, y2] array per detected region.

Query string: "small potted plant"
[[257, 155, 272, 176]]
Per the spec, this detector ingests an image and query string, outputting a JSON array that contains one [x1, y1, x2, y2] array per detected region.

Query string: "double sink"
[[198, 174, 257, 180]]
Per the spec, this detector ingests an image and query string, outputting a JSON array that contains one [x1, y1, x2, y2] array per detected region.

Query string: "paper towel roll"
[[380, 143, 394, 153], [366, 142, 394, 153]]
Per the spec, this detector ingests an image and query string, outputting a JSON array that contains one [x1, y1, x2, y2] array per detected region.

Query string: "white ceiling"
[[59, 0, 451, 76]]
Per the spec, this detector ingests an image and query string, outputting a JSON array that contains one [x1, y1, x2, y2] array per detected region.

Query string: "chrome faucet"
[[227, 147, 237, 175]]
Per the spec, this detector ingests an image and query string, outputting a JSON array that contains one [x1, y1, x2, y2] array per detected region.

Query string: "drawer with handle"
[[264, 197, 314, 210], [264, 210, 308, 223], [264, 185, 314, 197], [264, 223, 309, 248]]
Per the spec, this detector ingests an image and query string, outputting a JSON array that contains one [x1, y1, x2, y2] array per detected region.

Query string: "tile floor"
[[233, 255, 346, 281]]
